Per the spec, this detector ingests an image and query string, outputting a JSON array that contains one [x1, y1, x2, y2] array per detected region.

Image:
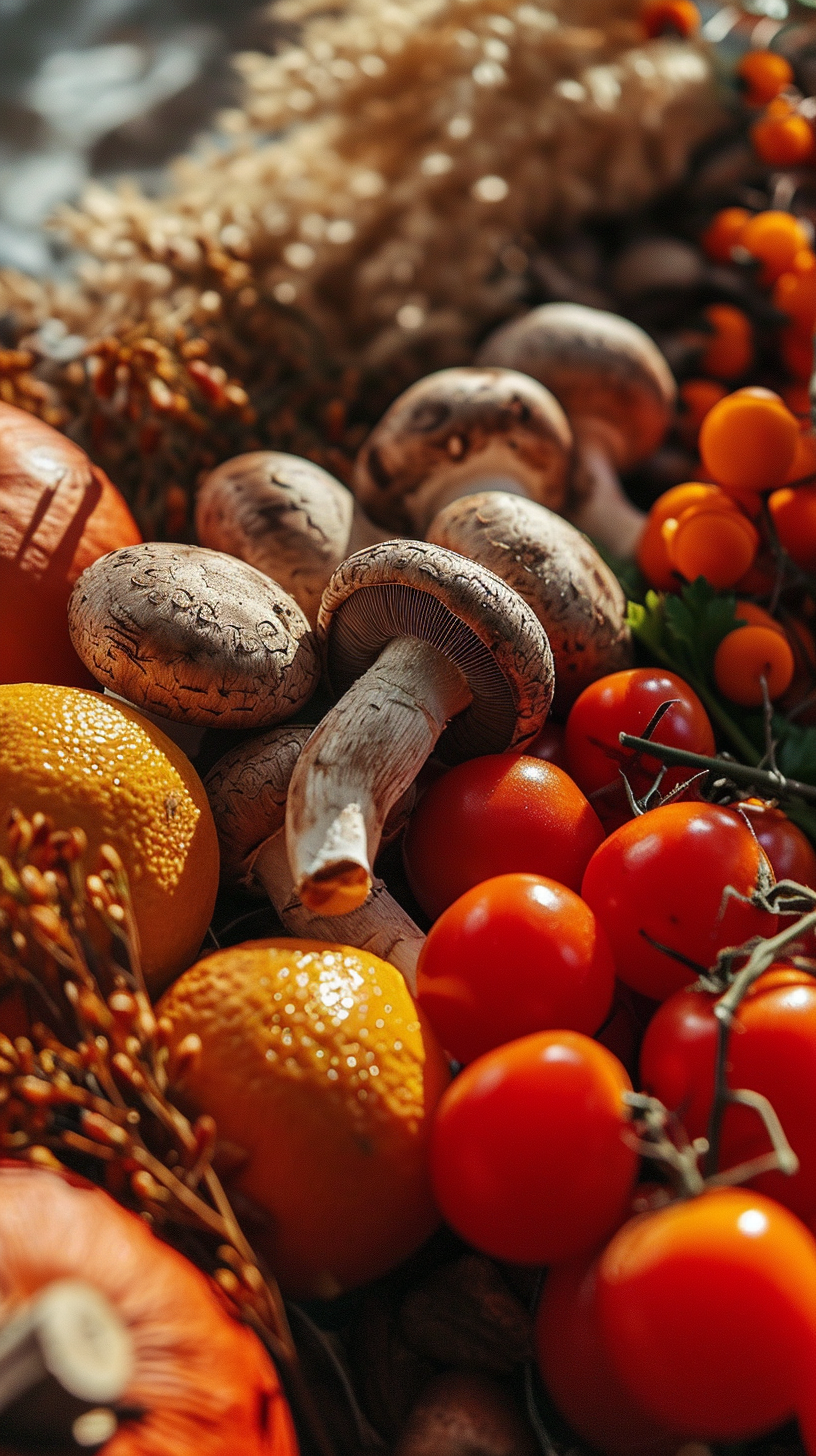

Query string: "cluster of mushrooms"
[[67, 300, 671, 987]]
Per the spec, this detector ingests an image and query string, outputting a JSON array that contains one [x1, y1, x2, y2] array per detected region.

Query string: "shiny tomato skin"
[[597, 1189, 816, 1440], [430, 1031, 637, 1265], [641, 967, 816, 1220], [403, 755, 604, 923], [536, 1256, 682, 1456], [565, 668, 716, 805], [738, 800, 816, 888], [416, 874, 615, 1064], [581, 802, 778, 1001]]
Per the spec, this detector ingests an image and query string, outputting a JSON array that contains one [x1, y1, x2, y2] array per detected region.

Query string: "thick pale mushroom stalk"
[[286, 541, 554, 917], [195, 452, 389, 628], [569, 427, 650, 562], [477, 303, 677, 561], [205, 725, 426, 989], [353, 366, 572, 537], [288, 637, 473, 915]]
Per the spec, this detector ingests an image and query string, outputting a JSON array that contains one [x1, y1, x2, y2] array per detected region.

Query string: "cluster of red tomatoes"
[[401, 666, 816, 1453]]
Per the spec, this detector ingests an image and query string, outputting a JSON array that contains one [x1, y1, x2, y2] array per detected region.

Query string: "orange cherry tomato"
[[737, 49, 794, 107], [701, 208, 750, 263], [768, 482, 816, 570], [700, 303, 753, 380], [636, 483, 740, 590], [752, 111, 815, 168], [713, 624, 795, 705], [740, 210, 811, 286], [667, 504, 759, 589], [677, 379, 728, 449], [640, 0, 700, 35], [699, 387, 800, 493]]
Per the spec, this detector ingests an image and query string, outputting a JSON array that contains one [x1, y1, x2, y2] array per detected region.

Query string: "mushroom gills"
[[325, 582, 519, 760]]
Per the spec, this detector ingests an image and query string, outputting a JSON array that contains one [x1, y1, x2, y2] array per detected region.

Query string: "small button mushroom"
[[353, 367, 572, 536], [477, 302, 676, 559], [205, 724, 425, 990], [427, 492, 632, 717], [68, 542, 320, 729], [285, 540, 554, 916], [195, 451, 389, 627]]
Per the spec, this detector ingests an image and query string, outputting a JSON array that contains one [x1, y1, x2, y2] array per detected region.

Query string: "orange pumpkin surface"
[[0, 1165, 298, 1456], [0, 403, 141, 687]]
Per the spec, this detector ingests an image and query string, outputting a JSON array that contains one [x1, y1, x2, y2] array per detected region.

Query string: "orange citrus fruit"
[[0, 684, 218, 993], [158, 939, 451, 1299]]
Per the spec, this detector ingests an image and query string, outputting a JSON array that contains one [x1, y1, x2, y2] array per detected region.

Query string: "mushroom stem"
[[567, 438, 647, 560], [253, 833, 423, 992], [0, 1280, 133, 1449], [287, 636, 473, 915]]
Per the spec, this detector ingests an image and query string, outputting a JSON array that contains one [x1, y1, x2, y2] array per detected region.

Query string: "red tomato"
[[416, 873, 615, 1064], [536, 1256, 682, 1456], [738, 799, 816, 888], [565, 669, 716, 823], [430, 1031, 637, 1264], [640, 967, 816, 1221], [403, 755, 604, 923], [581, 802, 778, 1000], [597, 1189, 816, 1440], [524, 719, 568, 768]]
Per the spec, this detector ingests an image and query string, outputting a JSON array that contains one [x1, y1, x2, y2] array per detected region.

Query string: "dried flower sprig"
[[0, 807, 337, 1456]]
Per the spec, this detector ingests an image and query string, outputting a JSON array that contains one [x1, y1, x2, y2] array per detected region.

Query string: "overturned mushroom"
[[477, 303, 676, 558], [286, 540, 554, 916], [68, 541, 320, 728], [353, 367, 572, 536], [428, 493, 632, 717], [195, 452, 389, 627], [205, 725, 424, 990]]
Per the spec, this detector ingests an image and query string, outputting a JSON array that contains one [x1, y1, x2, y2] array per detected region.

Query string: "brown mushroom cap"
[[353, 367, 572, 535], [68, 542, 320, 728], [318, 538, 554, 760], [476, 303, 676, 470], [195, 452, 386, 627], [427, 493, 632, 717]]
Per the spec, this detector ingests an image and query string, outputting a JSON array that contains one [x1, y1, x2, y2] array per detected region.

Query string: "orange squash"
[[0, 403, 141, 687], [0, 1165, 298, 1456]]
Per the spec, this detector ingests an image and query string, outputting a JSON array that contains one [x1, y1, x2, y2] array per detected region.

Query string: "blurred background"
[[0, 0, 278, 275]]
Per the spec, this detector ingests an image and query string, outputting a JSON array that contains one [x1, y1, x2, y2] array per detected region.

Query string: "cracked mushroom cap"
[[427, 493, 632, 717], [195, 452, 385, 627], [68, 542, 320, 729], [477, 303, 676, 470], [318, 539, 554, 761], [352, 367, 572, 534]]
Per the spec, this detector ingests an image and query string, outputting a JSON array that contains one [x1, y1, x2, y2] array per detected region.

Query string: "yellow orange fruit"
[[0, 684, 218, 993], [158, 939, 451, 1299]]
